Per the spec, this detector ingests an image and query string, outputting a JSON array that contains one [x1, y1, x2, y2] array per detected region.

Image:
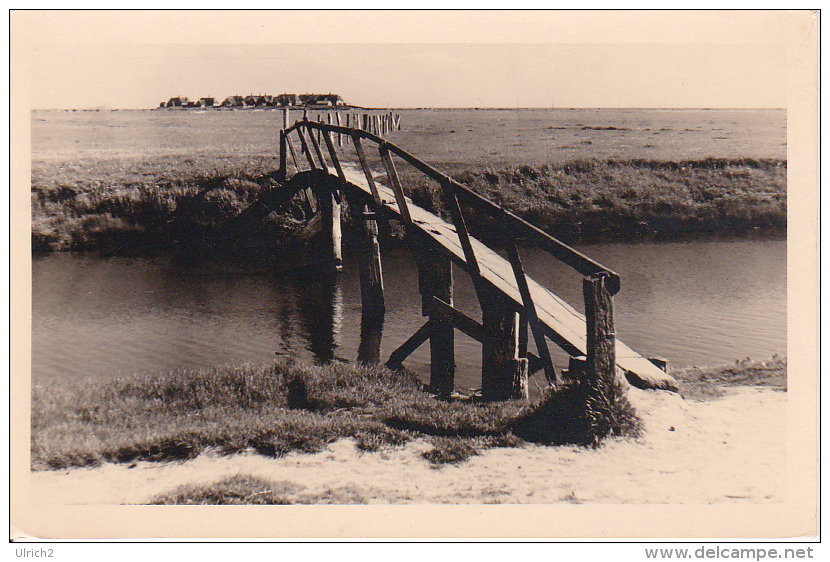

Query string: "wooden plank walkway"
[[338, 164, 671, 388]]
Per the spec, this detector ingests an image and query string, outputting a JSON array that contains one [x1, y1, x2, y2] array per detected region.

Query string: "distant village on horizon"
[[159, 93, 354, 110]]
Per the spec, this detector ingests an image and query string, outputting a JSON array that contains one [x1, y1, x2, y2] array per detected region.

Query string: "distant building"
[[322, 93, 345, 107], [166, 96, 188, 108], [298, 93, 346, 107], [220, 95, 245, 107], [241, 95, 272, 107], [198, 97, 215, 108], [275, 93, 299, 107]]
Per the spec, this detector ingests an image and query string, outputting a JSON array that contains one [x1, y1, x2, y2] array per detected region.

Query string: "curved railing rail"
[[280, 117, 621, 293]]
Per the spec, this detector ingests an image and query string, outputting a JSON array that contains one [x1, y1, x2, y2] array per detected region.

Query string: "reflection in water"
[[276, 300, 294, 358], [31, 237, 787, 389], [293, 271, 343, 365], [357, 309, 385, 365]]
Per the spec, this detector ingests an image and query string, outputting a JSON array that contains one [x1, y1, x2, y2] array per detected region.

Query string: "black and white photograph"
[[9, 9, 818, 541]]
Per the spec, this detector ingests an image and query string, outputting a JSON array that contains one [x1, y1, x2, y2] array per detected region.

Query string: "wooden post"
[[379, 144, 412, 225], [352, 203, 385, 315], [505, 242, 559, 384], [360, 206, 386, 315], [346, 191, 385, 365], [278, 130, 287, 182], [315, 181, 343, 273], [583, 274, 621, 386], [307, 125, 329, 172], [321, 130, 346, 182], [481, 288, 522, 401], [518, 313, 528, 358], [296, 127, 318, 170], [419, 252, 454, 397], [512, 311, 530, 400], [387, 321, 432, 370], [283, 107, 290, 130], [286, 135, 302, 172], [335, 111, 342, 146], [351, 134, 382, 205]]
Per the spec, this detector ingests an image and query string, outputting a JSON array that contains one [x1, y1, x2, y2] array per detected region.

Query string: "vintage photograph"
[[10, 10, 818, 540]]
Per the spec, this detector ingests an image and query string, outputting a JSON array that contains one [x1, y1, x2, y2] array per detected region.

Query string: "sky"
[[15, 11, 794, 110]]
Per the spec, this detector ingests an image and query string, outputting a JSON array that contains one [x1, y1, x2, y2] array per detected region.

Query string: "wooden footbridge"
[[271, 111, 677, 400]]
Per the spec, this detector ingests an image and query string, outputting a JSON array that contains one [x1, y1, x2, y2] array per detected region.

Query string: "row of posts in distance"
[[281, 108, 401, 145]]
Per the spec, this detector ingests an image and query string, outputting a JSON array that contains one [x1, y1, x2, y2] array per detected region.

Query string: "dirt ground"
[[28, 385, 786, 505]]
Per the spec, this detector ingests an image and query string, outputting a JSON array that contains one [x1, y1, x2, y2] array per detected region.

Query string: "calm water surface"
[[32, 236, 786, 388]]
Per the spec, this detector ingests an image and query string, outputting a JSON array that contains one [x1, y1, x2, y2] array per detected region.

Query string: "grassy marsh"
[[31, 109, 787, 253], [31, 356, 786, 472], [404, 158, 786, 243], [31, 360, 639, 471]]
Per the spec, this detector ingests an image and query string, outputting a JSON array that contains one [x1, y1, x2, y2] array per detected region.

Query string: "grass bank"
[[404, 158, 786, 243], [31, 154, 307, 255], [31, 357, 786, 473], [671, 356, 787, 401], [32, 154, 785, 254], [31, 360, 639, 471]]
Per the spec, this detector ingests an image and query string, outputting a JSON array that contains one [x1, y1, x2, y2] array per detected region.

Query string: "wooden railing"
[[281, 118, 620, 287], [278, 115, 625, 399]]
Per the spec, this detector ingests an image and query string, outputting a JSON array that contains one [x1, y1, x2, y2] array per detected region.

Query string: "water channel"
[[31, 235, 786, 390]]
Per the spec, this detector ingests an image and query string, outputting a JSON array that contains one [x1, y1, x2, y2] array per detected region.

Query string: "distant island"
[[159, 93, 354, 110]]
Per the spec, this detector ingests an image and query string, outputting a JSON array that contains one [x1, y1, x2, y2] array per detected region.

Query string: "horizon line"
[[31, 106, 788, 111]]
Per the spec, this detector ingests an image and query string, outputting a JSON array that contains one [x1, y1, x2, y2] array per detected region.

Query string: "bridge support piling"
[[418, 253, 454, 397], [315, 184, 343, 273], [279, 130, 287, 182], [481, 290, 526, 401], [513, 313, 530, 400], [583, 273, 623, 387], [353, 203, 385, 315], [357, 307, 384, 364]]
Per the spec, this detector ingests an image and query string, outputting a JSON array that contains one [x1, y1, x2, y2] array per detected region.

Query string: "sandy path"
[[30, 387, 786, 504]]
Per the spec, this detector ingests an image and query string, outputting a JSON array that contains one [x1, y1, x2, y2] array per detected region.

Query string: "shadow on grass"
[[510, 378, 641, 448]]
